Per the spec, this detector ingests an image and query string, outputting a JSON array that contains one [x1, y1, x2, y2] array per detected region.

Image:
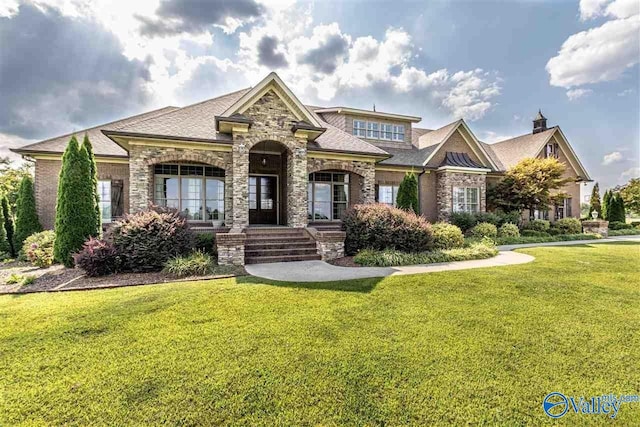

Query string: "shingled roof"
[[482, 127, 557, 170], [12, 106, 180, 157]]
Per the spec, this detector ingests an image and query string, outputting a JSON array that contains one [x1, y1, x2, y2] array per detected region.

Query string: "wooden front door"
[[249, 175, 278, 224]]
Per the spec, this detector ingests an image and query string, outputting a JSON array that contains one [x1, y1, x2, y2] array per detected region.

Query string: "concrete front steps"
[[244, 227, 321, 264]]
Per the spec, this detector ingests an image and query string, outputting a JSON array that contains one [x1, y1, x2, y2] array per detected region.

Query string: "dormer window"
[[392, 125, 405, 141], [353, 120, 366, 137], [545, 143, 559, 159], [367, 122, 379, 139], [380, 123, 393, 140]]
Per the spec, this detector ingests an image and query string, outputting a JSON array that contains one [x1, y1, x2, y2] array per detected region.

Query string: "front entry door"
[[249, 175, 278, 224]]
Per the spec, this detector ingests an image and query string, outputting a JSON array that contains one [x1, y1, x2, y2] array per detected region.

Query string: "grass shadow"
[[236, 274, 383, 293]]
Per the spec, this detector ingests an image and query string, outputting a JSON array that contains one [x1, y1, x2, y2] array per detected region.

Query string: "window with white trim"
[[353, 120, 366, 137], [97, 180, 112, 223], [366, 121, 379, 139], [392, 124, 405, 141], [380, 123, 393, 140], [377, 185, 399, 206], [452, 187, 479, 213]]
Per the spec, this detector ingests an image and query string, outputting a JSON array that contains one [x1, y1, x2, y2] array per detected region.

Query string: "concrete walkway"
[[245, 235, 640, 282]]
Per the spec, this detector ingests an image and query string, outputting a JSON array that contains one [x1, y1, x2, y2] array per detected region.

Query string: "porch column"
[[287, 145, 308, 228], [362, 163, 376, 204], [224, 167, 233, 228], [231, 140, 249, 231], [129, 145, 151, 213]]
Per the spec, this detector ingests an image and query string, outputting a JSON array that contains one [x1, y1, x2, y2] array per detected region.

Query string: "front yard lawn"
[[1, 243, 639, 425]]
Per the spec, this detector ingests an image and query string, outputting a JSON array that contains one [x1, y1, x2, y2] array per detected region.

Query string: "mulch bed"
[[327, 256, 361, 267], [0, 262, 246, 295]]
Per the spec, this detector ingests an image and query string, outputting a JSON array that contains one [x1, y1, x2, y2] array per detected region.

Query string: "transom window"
[[377, 185, 399, 206], [453, 187, 479, 213], [308, 172, 349, 221], [153, 164, 225, 221], [352, 119, 405, 142]]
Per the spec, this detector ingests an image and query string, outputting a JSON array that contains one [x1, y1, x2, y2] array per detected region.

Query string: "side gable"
[[423, 120, 498, 170], [536, 128, 591, 180], [220, 72, 323, 128]]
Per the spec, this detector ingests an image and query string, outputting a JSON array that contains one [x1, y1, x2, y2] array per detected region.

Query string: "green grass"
[[1, 243, 639, 425]]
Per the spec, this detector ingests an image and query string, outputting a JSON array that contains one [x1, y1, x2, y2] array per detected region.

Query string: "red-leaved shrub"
[[73, 237, 120, 277], [342, 203, 433, 255]]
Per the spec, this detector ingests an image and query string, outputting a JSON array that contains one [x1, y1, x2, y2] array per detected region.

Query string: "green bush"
[[474, 212, 500, 226], [608, 229, 640, 236], [0, 204, 10, 256], [1, 196, 15, 256], [73, 238, 121, 277], [396, 173, 419, 213], [495, 211, 521, 227], [521, 229, 551, 237], [498, 223, 520, 238], [496, 233, 601, 245], [342, 204, 433, 255], [552, 217, 582, 234], [631, 221, 640, 228], [469, 222, 498, 239], [450, 212, 477, 233], [354, 242, 498, 267], [107, 208, 194, 272], [194, 233, 217, 255], [163, 251, 216, 277], [22, 230, 55, 268], [432, 222, 464, 250], [54, 137, 100, 266], [608, 221, 633, 230], [13, 176, 42, 252], [523, 219, 550, 232], [83, 135, 102, 232], [608, 193, 626, 223]]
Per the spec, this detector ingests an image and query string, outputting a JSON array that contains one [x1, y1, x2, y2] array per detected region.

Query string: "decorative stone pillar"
[[582, 220, 609, 237], [231, 138, 249, 231], [224, 167, 233, 228], [362, 164, 376, 204], [307, 228, 345, 261], [217, 232, 247, 265], [287, 145, 308, 228], [128, 145, 152, 213]]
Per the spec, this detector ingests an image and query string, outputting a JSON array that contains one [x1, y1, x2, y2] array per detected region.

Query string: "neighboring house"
[[12, 72, 591, 264]]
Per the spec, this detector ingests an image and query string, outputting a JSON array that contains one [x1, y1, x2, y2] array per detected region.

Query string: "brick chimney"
[[533, 109, 547, 134]]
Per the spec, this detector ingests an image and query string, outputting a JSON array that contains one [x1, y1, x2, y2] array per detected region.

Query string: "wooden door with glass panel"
[[249, 175, 278, 224]]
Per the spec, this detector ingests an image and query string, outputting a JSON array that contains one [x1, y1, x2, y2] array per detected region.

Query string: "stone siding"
[[216, 232, 246, 265], [582, 220, 608, 237], [436, 171, 486, 221], [128, 146, 233, 226], [307, 229, 345, 261]]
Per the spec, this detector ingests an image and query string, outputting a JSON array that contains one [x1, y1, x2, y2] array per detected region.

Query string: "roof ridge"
[[489, 126, 557, 146]]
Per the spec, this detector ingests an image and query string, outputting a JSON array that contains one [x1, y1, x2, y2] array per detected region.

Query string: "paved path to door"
[[245, 236, 640, 282]]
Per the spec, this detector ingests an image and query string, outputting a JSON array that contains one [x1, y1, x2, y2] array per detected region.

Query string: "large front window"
[[377, 185, 399, 206], [453, 187, 479, 213], [308, 172, 349, 221], [153, 164, 225, 221], [97, 180, 112, 223]]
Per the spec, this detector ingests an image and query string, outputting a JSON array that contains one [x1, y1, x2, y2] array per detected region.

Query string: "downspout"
[[417, 167, 426, 215]]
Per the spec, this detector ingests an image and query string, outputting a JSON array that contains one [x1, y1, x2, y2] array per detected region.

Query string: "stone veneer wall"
[[436, 171, 486, 221], [582, 220, 608, 237], [231, 90, 309, 230], [128, 147, 233, 226], [306, 228, 346, 261], [216, 232, 246, 265], [307, 159, 376, 204]]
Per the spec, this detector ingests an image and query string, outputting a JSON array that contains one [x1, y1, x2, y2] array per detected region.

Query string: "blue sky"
[[1, 0, 638, 193]]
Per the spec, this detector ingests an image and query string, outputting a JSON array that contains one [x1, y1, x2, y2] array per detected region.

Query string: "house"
[[12, 72, 591, 264]]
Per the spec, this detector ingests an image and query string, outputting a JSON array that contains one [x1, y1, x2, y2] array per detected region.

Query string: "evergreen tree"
[[2, 196, 15, 256], [395, 172, 419, 213], [13, 176, 42, 252], [601, 189, 612, 220], [608, 193, 626, 223], [83, 134, 101, 233], [54, 137, 97, 266], [0, 205, 10, 256], [588, 183, 602, 218]]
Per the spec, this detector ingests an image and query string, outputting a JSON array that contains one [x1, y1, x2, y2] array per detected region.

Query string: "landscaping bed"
[[494, 233, 602, 245]]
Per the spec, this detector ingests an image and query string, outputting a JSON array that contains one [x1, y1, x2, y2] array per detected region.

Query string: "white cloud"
[[580, 0, 610, 20], [480, 131, 516, 144], [546, 14, 640, 88], [602, 151, 623, 165], [580, 0, 639, 20], [621, 167, 640, 180], [566, 88, 593, 100], [618, 88, 634, 96]]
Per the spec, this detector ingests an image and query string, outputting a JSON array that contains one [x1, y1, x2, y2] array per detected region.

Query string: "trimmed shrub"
[[2, 196, 15, 257], [498, 223, 520, 238], [163, 251, 216, 277], [602, 190, 612, 220], [54, 137, 100, 266], [521, 229, 551, 237], [523, 219, 550, 232], [432, 222, 464, 250], [469, 222, 498, 239], [450, 212, 477, 233], [474, 212, 500, 226], [22, 230, 55, 268], [194, 233, 217, 256], [497, 233, 601, 245], [396, 173, 419, 213], [495, 211, 521, 227], [13, 176, 42, 252], [73, 238, 121, 277], [107, 208, 194, 272], [552, 217, 582, 234], [608, 193, 626, 223], [608, 221, 633, 230], [609, 228, 640, 236], [342, 203, 433, 255], [354, 241, 498, 267]]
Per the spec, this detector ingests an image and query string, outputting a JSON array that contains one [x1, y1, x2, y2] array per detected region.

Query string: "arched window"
[[153, 164, 225, 221]]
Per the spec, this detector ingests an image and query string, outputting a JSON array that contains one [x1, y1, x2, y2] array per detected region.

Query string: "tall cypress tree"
[[609, 193, 626, 223], [0, 205, 10, 256], [83, 134, 101, 233], [601, 189, 612, 220], [13, 176, 42, 253], [588, 183, 602, 218], [54, 137, 97, 266], [396, 172, 419, 213], [2, 196, 15, 256]]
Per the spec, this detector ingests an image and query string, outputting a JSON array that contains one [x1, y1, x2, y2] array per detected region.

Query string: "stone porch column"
[[231, 140, 249, 231], [287, 145, 308, 228], [129, 146, 151, 213], [362, 164, 376, 204], [224, 167, 233, 228]]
